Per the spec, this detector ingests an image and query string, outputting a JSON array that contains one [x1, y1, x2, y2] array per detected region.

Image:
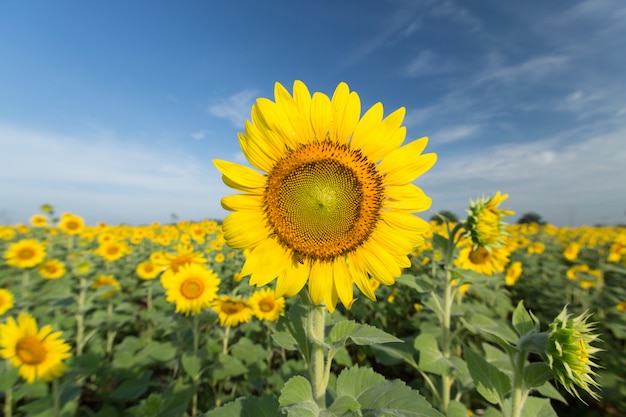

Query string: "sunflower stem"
[[191, 314, 200, 416], [75, 278, 87, 357], [21, 270, 30, 310], [222, 325, 230, 354], [146, 284, 153, 343], [308, 302, 327, 410], [440, 266, 454, 413], [52, 378, 61, 417], [510, 349, 529, 417], [3, 364, 12, 417], [106, 301, 115, 356]]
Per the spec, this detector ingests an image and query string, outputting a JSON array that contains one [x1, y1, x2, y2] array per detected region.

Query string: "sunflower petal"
[[332, 257, 354, 309], [383, 184, 432, 212], [223, 211, 269, 249], [377, 137, 437, 185], [310, 92, 332, 141], [213, 160, 266, 193], [331, 83, 361, 144]]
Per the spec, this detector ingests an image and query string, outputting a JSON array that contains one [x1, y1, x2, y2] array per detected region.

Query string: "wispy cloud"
[[403, 50, 455, 78], [423, 124, 626, 225], [190, 130, 206, 140], [0, 122, 231, 224], [207, 89, 259, 127], [432, 124, 481, 144]]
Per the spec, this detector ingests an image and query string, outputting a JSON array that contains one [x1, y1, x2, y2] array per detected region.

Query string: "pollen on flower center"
[[16, 336, 47, 365], [222, 300, 246, 314], [259, 300, 275, 312], [265, 140, 384, 261], [180, 277, 204, 299]]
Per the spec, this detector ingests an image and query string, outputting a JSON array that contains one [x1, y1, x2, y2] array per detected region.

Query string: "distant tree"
[[430, 210, 460, 224], [516, 212, 546, 225]]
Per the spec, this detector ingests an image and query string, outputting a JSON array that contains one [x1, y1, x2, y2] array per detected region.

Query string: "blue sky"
[[1, 0, 625, 226]]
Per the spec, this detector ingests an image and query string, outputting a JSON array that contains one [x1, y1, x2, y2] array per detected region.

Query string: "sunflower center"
[[259, 299, 275, 312], [16, 336, 47, 365], [222, 300, 246, 315], [180, 277, 205, 299], [67, 221, 79, 230], [19, 249, 35, 260], [265, 140, 384, 261], [469, 247, 490, 264], [106, 246, 119, 255]]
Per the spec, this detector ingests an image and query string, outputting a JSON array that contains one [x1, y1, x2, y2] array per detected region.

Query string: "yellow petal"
[[347, 252, 376, 301], [292, 80, 312, 116], [377, 138, 437, 186], [310, 92, 332, 141], [369, 222, 413, 256], [330, 83, 361, 144], [276, 257, 310, 297], [221, 194, 262, 211], [308, 261, 332, 305], [332, 257, 354, 309], [213, 160, 266, 193], [238, 131, 276, 172], [255, 97, 300, 149], [360, 240, 401, 285], [353, 107, 406, 162], [351, 102, 383, 150], [274, 82, 314, 145], [383, 184, 432, 212], [242, 239, 283, 287], [223, 211, 269, 249]]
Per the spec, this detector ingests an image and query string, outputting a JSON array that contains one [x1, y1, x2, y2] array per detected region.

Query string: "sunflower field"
[[1, 82, 626, 417], [1, 207, 625, 417]]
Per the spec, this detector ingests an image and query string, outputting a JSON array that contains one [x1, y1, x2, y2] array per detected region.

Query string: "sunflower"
[[465, 191, 514, 250], [156, 244, 207, 283], [162, 264, 220, 315], [249, 288, 285, 321], [214, 81, 436, 312], [3, 239, 47, 269], [30, 214, 48, 227], [58, 213, 85, 235], [504, 261, 523, 286], [0, 288, 15, 315], [212, 296, 253, 327], [0, 312, 72, 384], [38, 259, 67, 280], [136, 261, 161, 280], [454, 244, 510, 276], [214, 253, 225, 263], [94, 240, 131, 262], [92, 275, 121, 298]]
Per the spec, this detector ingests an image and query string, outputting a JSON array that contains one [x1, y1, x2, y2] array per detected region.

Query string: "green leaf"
[[517, 397, 558, 417], [273, 302, 312, 362], [535, 381, 568, 404], [413, 334, 454, 376], [181, 352, 202, 379], [279, 376, 319, 417], [465, 348, 511, 405], [371, 340, 418, 368], [523, 363, 552, 389], [395, 273, 431, 293], [512, 301, 536, 337], [139, 341, 177, 363], [432, 232, 450, 254], [462, 314, 518, 345], [335, 366, 444, 417], [0, 364, 20, 390], [203, 394, 280, 417], [210, 353, 247, 381], [329, 320, 401, 348], [446, 400, 470, 417], [110, 370, 152, 400], [322, 395, 361, 416]]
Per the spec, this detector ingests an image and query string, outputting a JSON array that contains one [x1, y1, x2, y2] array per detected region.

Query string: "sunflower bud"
[[544, 307, 601, 401], [464, 191, 514, 250]]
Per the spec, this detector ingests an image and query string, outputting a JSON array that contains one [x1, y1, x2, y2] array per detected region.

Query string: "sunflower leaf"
[[335, 366, 444, 417], [413, 333, 455, 376], [328, 320, 402, 349], [203, 394, 280, 417], [279, 376, 319, 417], [465, 348, 511, 405]]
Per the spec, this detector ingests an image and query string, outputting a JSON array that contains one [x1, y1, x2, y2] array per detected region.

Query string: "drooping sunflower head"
[[454, 244, 510, 276], [214, 81, 436, 312], [0, 312, 72, 384], [161, 263, 220, 316], [465, 192, 514, 250], [212, 296, 253, 327], [544, 307, 602, 402], [3, 239, 47, 269], [249, 288, 286, 322]]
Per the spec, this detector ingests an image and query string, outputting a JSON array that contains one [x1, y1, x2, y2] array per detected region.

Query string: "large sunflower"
[[0, 312, 72, 384], [3, 239, 47, 269], [214, 81, 436, 312]]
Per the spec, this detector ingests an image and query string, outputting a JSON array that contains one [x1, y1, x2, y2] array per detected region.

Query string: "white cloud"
[[432, 124, 481, 144], [0, 122, 231, 225], [190, 130, 206, 140], [207, 89, 259, 127], [422, 125, 626, 226]]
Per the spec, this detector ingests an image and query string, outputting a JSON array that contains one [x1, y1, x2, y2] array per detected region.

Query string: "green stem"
[[222, 325, 230, 354], [3, 363, 12, 417], [146, 285, 153, 343], [21, 270, 30, 309], [308, 302, 327, 410], [191, 314, 200, 416], [510, 350, 528, 417], [106, 302, 115, 356], [440, 267, 453, 413], [75, 278, 87, 356]]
